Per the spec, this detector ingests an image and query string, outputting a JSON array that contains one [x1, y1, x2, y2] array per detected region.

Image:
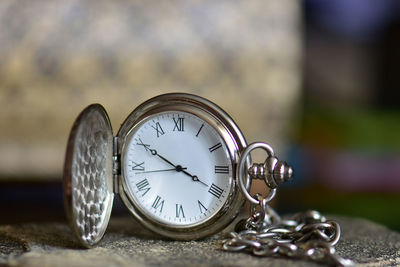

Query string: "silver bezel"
[[117, 93, 249, 240]]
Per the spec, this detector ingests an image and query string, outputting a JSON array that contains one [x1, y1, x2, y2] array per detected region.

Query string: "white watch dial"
[[123, 111, 232, 226]]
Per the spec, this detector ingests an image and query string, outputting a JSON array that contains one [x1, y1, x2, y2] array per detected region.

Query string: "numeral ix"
[[132, 161, 145, 171]]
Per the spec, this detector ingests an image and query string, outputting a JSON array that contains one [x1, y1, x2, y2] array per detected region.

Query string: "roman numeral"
[[173, 117, 184, 131], [132, 161, 145, 171], [135, 178, 150, 196], [209, 142, 222, 153], [215, 165, 229, 174], [208, 183, 224, 199], [152, 195, 164, 212], [198, 200, 207, 214], [151, 122, 165, 137], [195, 124, 204, 137], [176, 204, 185, 218]]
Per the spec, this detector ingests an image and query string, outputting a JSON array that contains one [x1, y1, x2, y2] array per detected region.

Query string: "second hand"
[[136, 167, 187, 174]]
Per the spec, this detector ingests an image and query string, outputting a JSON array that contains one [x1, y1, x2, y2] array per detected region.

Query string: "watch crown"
[[248, 156, 293, 189]]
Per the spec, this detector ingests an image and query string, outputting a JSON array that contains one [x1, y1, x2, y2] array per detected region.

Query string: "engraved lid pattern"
[[63, 104, 114, 247]]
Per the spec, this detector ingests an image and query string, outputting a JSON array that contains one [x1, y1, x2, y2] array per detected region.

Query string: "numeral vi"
[[176, 204, 185, 218]]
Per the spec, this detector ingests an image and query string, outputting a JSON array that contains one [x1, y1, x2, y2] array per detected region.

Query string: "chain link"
[[223, 204, 354, 266], [223, 142, 354, 266]]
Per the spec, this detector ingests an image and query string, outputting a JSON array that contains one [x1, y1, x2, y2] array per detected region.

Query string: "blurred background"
[[0, 0, 399, 231], [281, 0, 400, 231]]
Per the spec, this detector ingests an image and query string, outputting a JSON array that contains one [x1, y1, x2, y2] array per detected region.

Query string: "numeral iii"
[[215, 165, 229, 174]]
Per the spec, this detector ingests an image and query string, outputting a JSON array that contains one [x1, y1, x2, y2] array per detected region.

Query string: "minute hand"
[[180, 170, 208, 187]]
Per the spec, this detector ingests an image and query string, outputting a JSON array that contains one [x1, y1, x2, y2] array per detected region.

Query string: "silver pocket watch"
[[64, 93, 253, 247], [64, 93, 352, 265]]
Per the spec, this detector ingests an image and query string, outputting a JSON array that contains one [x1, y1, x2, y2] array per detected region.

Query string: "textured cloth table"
[[0, 216, 399, 266]]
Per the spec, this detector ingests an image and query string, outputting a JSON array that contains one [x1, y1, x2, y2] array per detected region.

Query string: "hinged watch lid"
[[63, 104, 114, 247]]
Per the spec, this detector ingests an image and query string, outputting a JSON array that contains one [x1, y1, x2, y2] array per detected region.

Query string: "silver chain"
[[222, 142, 354, 266]]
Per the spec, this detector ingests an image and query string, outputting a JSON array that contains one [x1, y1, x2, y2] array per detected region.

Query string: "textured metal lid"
[[63, 104, 114, 247]]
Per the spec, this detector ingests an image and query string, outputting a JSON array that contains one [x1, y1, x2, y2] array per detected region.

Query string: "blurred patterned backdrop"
[[0, 1, 302, 179]]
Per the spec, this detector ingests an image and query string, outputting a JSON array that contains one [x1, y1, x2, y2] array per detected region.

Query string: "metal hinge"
[[112, 136, 120, 193]]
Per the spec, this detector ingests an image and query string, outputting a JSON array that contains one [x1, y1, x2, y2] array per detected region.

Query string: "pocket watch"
[[63, 93, 251, 247]]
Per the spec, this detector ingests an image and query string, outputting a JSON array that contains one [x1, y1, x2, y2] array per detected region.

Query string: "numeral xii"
[[173, 117, 184, 132]]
